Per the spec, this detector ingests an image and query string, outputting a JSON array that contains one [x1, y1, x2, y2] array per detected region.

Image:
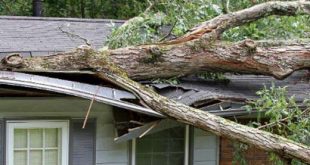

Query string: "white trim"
[[184, 125, 190, 165], [216, 136, 220, 165], [6, 120, 69, 165], [131, 139, 136, 165]]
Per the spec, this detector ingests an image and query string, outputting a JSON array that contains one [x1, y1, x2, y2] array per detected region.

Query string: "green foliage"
[[152, 77, 180, 85], [0, 0, 147, 19], [196, 72, 228, 81], [105, 12, 166, 49], [154, 0, 221, 36], [0, 0, 32, 16], [223, 15, 310, 41], [243, 84, 310, 164], [232, 141, 248, 165], [105, 0, 221, 49]]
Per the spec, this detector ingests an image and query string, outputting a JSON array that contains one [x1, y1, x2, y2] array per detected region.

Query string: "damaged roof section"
[[152, 70, 309, 116], [0, 71, 163, 117]]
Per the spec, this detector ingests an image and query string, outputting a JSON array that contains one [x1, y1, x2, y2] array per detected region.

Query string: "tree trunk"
[[80, 0, 85, 18], [32, 0, 43, 17], [1, 1, 310, 163]]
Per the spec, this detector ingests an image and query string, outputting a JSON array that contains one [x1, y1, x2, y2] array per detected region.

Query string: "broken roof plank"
[[114, 119, 181, 143]]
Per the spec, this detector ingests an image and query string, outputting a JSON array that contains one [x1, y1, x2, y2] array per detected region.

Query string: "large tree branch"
[[162, 1, 310, 44], [109, 39, 310, 80], [3, 40, 308, 80], [95, 68, 310, 164]]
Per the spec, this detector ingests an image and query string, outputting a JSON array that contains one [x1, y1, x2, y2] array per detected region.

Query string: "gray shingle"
[[155, 70, 310, 106], [0, 16, 125, 54]]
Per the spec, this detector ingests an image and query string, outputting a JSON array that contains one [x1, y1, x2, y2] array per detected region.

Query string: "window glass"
[[7, 121, 68, 165], [136, 126, 185, 165], [13, 128, 61, 165]]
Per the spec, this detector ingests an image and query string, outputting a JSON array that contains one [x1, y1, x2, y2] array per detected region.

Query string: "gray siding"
[[193, 128, 219, 165], [0, 97, 129, 165], [96, 111, 128, 165]]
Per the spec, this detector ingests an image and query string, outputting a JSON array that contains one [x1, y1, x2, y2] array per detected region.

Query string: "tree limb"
[[95, 66, 310, 164], [1, 39, 309, 80], [162, 1, 310, 44]]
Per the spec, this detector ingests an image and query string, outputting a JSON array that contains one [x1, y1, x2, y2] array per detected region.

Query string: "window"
[[6, 120, 69, 165], [132, 126, 189, 165]]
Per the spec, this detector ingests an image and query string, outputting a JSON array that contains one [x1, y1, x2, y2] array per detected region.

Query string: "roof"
[[0, 16, 308, 118], [153, 70, 309, 114], [0, 16, 124, 57]]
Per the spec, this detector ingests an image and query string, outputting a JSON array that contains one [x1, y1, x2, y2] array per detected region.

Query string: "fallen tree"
[[1, 1, 310, 164]]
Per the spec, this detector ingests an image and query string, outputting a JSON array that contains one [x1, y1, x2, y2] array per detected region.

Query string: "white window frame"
[[6, 120, 69, 165], [131, 125, 190, 165]]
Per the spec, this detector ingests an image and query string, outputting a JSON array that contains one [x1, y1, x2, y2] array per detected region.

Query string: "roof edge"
[[0, 71, 164, 118], [0, 15, 126, 23]]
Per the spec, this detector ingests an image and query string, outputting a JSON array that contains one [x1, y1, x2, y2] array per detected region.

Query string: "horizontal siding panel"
[[194, 161, 217, 165], [96, 150, 128, 164], [193, 149, 217, 161], [194, 136, 218, 149], [194, 128, 213, 136], [193, 128, 218, 165], [96, 137, 127, 151], [96, 124, 115, 138]]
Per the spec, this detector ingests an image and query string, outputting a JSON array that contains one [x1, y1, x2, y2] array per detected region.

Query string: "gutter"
[[0, 71, 164, 118]]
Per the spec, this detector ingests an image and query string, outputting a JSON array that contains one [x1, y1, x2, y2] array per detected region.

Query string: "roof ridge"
[[0, 15, 126, 23]]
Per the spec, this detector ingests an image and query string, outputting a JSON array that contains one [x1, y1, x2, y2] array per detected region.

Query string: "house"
[[0, 16, 309, 165]]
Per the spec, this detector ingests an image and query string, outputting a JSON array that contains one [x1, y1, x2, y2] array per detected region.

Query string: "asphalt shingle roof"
[[0, 16, 124, 57], [153, 71, 310, 111]]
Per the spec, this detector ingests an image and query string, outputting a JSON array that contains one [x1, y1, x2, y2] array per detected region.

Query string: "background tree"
[[0, 0, 147, 18], [32, 0, 42, 16]]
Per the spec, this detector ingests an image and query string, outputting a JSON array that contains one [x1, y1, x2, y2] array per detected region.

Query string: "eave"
[[0, 71, 164, 118]]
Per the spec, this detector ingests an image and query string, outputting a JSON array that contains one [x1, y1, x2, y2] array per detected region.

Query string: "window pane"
[[136, 139, 152, 154], [14, 129, 27, 148], [30, 150, 42, 165], [45, 128, 58, 147], [136, 126, 185, 165], [14, 151, 27, 165], [152, 154, 168, 165], [30, 129, 43, 148], [169, 153, 184, 165], [45, 150, 58, 165], [136, 154, 152, 165]]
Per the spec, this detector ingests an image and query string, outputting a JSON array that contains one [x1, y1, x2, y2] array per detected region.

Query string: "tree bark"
[[96, 67, 310, 165], [0, 1, 310, 163], [32, 0, 43, 16], [1, 40, 309, 80]]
